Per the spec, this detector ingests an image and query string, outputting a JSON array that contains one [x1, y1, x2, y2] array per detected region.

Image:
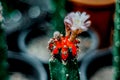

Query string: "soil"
[[27, 36, 50, 63], [9, 72, 32, 80], [90, 66, 113, 80]]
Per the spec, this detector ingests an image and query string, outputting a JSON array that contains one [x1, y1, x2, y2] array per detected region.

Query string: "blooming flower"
[[64, 11, 91, 31]]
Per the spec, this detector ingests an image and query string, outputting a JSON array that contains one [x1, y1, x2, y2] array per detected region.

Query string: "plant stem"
[[0, 2, 8, 80], [113, 0, 120, 80], [0, 24, 8, 80], [50, 0, 67, 35], [49, 58, 80, 80]]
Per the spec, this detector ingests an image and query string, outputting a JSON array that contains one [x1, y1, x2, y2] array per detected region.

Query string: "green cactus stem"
[[113, 0, 120, 80], [49, 58, 80, 80], [50, 0, 67, 35], [0, 2, 8, 80]]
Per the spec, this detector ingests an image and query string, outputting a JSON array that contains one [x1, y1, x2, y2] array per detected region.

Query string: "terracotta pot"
[[67, 0, 115, 49]]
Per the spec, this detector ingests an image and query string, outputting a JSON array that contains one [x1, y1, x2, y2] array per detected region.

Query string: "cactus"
[[113, 0, 120, 80], [50, 0, 67, 36], [48, 12, 91, 80], [0, 2, 8, 80]]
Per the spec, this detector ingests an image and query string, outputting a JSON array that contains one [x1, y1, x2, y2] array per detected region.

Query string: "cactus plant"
[[48, 11, 91, 80], [50, 0, 67, 36], [113, 0, 120, 80], [0, 2, 8, 80]]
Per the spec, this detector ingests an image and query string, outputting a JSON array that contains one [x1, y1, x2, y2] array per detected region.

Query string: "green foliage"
[[50, 0, 67, 36], [0, 2, 8, 80], [113, 0, 120, 80], [0, 25, 8, 80]]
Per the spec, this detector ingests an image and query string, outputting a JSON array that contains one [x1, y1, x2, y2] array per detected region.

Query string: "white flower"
[[64, 12, 74, 27], [64, 11, 91, 31]]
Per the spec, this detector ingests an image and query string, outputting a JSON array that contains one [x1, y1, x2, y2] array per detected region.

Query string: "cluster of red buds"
[[48, 11, 91, 64], [48, 31, 80, 62]]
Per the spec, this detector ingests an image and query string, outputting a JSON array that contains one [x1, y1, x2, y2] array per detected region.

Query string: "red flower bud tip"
[[62, 47, 68, 53], [52, 47, 59, 55], [56, 41, 62, 48], [72, 45, 77, 56], [48, 43, 54, 51], [67, 40, 74, 48], [74, 38, 80, 43], [61, 52, 68, 61]]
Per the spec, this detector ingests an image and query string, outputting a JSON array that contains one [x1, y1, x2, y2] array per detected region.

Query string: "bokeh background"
[[0, 0, 116, 80]]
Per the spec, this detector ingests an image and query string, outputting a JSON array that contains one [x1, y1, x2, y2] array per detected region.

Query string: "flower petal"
[[84, 20, 91, 27], [80, 25, 88, 31], [64, 11, 91, 31], [71, 26, 77, 31], [80, 12, 90, 23], [64, 19, 72, 26]]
